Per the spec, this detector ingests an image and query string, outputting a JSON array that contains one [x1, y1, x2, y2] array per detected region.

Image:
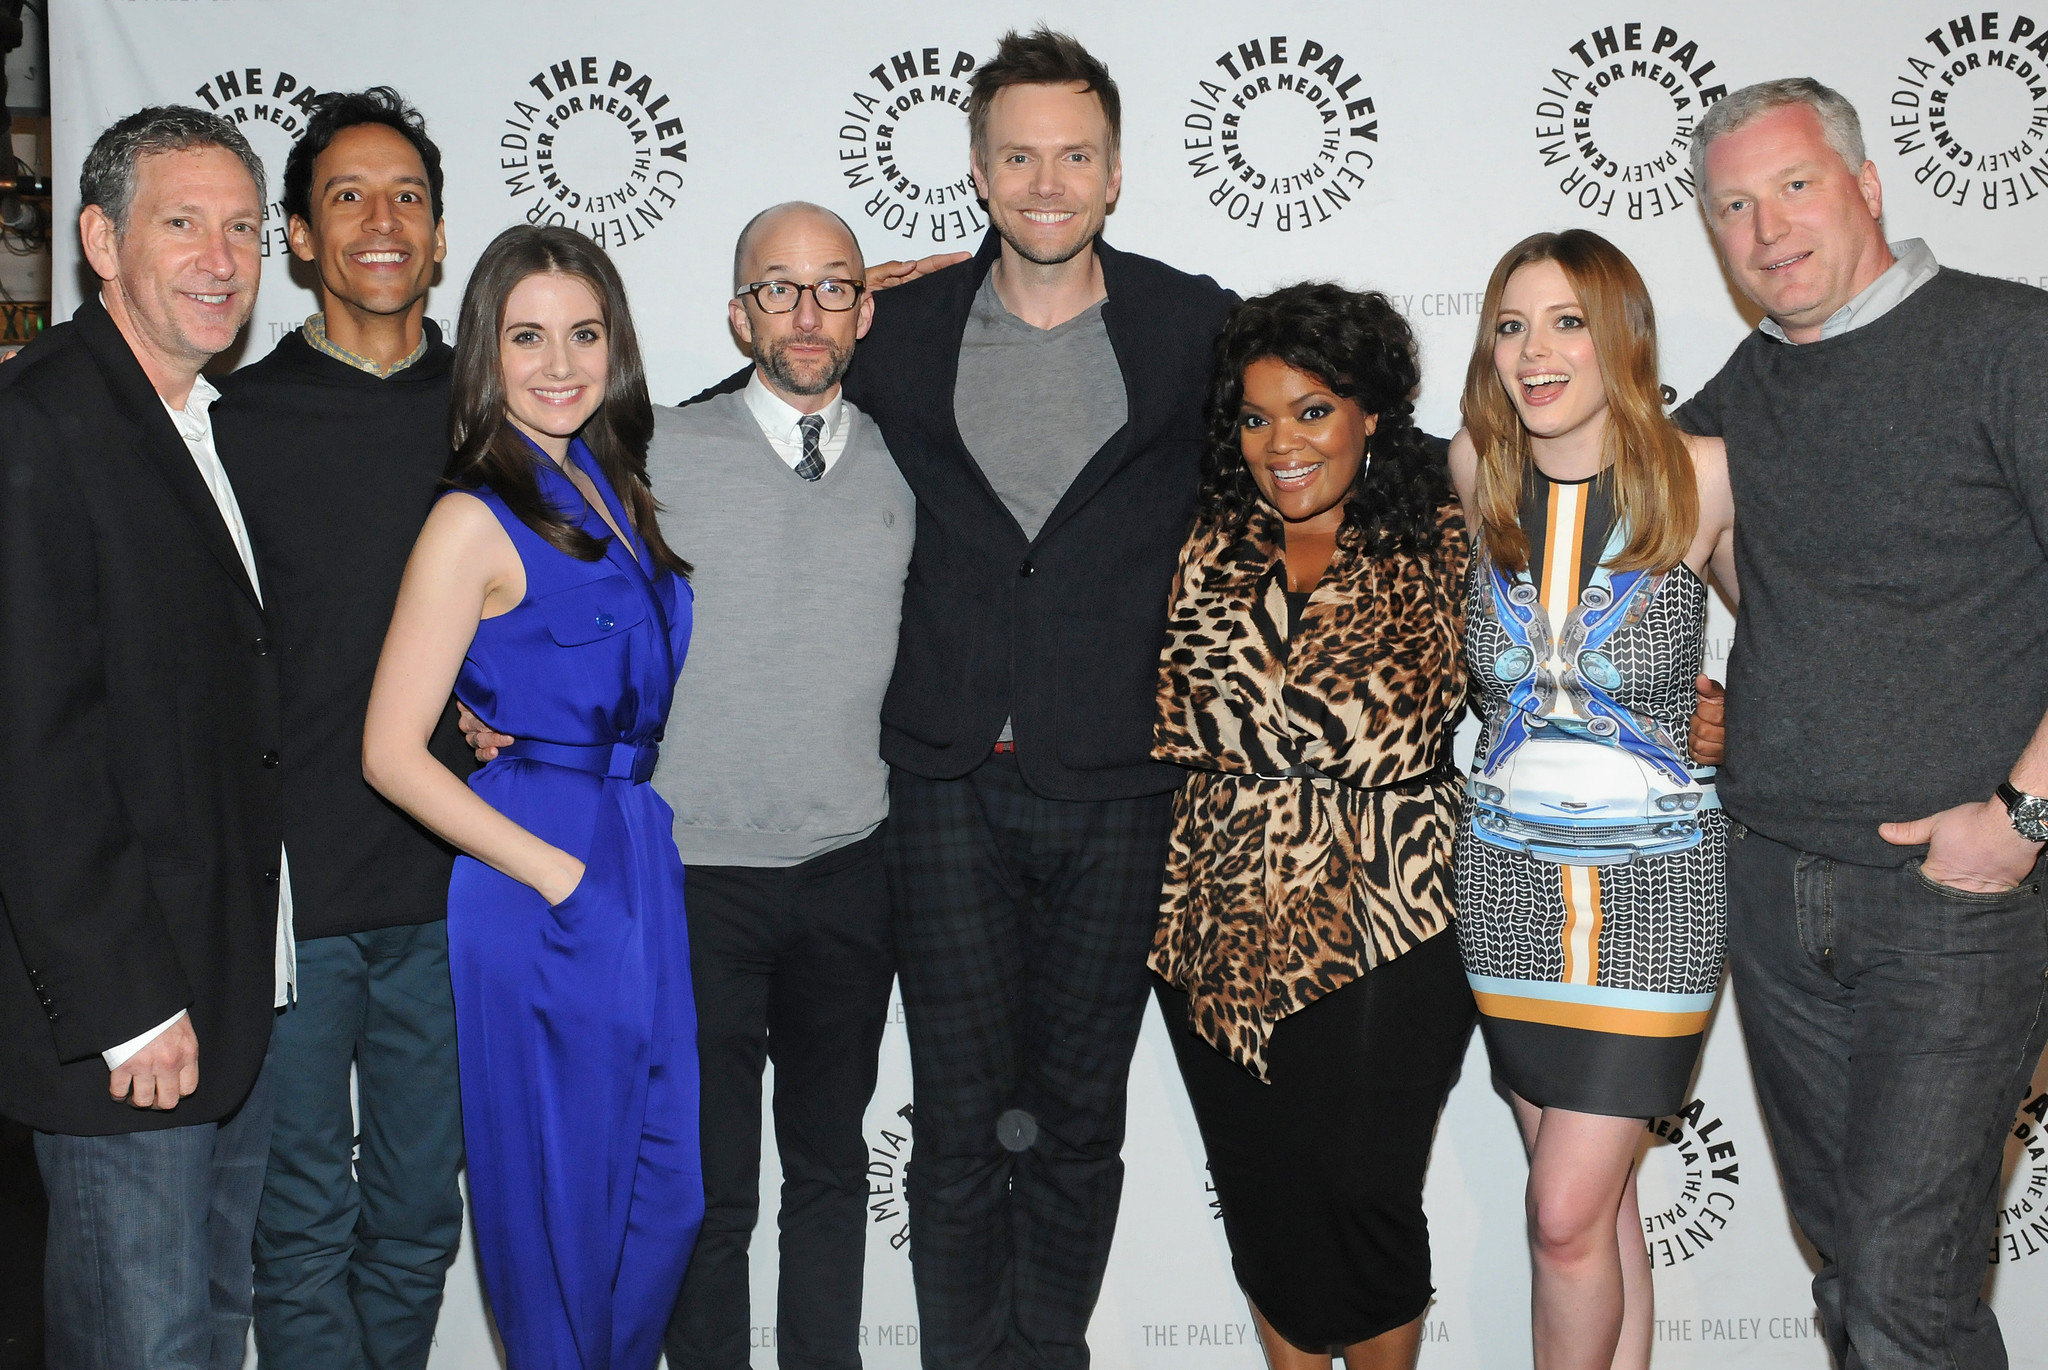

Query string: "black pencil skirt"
[[1155, 929, 1475, 1353]]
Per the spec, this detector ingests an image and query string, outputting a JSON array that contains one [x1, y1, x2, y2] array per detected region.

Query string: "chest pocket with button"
[[537, 573, 647, 647]]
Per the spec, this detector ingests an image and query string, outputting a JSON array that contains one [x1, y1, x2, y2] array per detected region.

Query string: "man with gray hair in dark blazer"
[[0, 105, 289, 1370]]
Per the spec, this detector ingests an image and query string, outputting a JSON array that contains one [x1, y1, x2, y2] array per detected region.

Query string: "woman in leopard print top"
[[1149, 283, 1476, 1370]]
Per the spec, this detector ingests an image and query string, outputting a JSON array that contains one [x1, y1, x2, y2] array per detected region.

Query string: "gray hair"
[[1689, 77, 1867, 186], [79, 105, 267, 234], [731, 201, 863, 294]]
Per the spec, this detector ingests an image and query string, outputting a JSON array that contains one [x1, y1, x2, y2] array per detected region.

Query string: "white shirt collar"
[[163, 371, 222, 440], [743, 369, 843, 449], [1760, 238, 1940, 344]]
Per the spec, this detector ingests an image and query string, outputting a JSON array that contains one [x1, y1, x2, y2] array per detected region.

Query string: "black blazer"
[[0, 297, 285, 1135], [844, 231, 1235, 801]]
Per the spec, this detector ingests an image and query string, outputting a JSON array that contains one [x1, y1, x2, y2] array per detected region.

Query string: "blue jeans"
[[252, 922, 464, 1370], [1728, 824, 2048, 1369], [36, 1036, 276, 1370]]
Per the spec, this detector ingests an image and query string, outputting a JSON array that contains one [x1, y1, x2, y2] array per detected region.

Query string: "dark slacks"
[[1728, 823, 2048, 1369], [252, 921, 464, 1370], [36, 1036, 276, 1370], [886, 754, 1175, 1370], [666, 831, 895, 1370]]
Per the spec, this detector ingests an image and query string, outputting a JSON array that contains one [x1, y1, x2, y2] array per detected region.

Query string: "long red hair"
[[1460, 229, 1696, 574]]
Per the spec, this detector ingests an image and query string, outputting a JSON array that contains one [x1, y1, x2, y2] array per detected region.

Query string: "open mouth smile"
[[1520, 372, 1570, 404], [1267, 461, 1324, 490]]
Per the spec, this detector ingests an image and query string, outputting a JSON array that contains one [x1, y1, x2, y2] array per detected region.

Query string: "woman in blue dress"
[[364, 224, 701, 1370]]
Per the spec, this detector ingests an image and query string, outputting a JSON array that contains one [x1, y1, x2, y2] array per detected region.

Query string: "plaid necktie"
[[795, 413, 825, 482]]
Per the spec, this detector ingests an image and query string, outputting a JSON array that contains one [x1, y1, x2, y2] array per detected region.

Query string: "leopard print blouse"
[[1149, 502, 1471, 1079]]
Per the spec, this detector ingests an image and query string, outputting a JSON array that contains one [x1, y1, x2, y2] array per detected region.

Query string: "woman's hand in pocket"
[[540, 854, 587, 907]]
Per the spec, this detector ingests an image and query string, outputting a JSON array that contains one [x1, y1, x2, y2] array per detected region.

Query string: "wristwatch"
[[1996, 780, 2048, 844]]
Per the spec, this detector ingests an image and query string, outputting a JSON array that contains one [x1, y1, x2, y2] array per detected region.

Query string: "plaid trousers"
[[885, 754, 1176, 1370]]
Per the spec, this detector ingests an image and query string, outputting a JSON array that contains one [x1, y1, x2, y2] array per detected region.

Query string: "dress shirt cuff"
[[103, 1009, 188, 1070]]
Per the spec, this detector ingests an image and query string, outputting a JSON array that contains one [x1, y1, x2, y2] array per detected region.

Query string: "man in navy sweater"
[[1682, 78, 2048, 1369], [212, 88, 470, 1370]]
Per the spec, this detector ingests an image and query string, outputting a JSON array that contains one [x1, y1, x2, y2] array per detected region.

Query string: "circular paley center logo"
[[1532, 23, 1729, 221], [835, 47, 985, 250], [1992, 1087, 2048, 1263], [866, 1101, 915, 1258], [1637, 1096, 1742, 1268], [1182, 35, 1381, 233], [499, 56, 688, 250], [1890, 11, 2048, 211], [187, 65, 328, 259]]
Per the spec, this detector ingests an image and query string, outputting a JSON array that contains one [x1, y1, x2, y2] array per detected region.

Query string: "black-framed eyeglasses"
[[736, 278, 867, 313]]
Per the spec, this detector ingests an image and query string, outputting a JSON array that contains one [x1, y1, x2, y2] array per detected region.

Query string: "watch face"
[[2013, 794, 2048, 844]]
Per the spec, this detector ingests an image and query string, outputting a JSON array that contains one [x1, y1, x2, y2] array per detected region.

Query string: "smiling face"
[[289, 122, 446, 328], [1702, 102, 1892, 342], [1493, 259, 1611, 453], [81, 144, 262, 391], [499, 271, 608, 462], [727, 205, 872, 409], [971, 81, 1121, 267], [1237, 356, 1378, 534]]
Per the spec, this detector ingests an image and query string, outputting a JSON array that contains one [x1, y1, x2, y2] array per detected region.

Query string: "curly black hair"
[[1198, 282, 1449, 556]]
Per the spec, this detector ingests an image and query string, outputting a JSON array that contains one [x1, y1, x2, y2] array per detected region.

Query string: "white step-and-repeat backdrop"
[[49, 1, 2048, 1365]]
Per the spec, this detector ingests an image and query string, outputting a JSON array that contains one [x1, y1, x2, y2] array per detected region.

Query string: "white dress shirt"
[[1760, 238, 1940, 344], [743, 370, 854, 474], [103, 369, 296, 1069]]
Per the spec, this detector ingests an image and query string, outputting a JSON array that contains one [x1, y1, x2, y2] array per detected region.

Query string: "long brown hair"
[[1460, 229, 1695, 575], [446, 224, 689, 577]]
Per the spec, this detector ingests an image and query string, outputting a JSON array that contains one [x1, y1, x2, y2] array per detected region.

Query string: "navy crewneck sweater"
[[214, 322, 473, 938]]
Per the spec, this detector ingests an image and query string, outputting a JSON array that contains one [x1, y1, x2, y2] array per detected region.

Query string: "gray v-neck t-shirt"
[[953, 272, 1129, 542]]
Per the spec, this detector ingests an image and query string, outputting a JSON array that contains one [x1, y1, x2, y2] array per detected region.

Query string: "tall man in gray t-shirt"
[[1681, 80, 2048, 1369], [840, 30, 1234, 1369]]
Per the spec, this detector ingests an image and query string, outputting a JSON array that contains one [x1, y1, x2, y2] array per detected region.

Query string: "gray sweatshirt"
[[647, 390, 914, 866]]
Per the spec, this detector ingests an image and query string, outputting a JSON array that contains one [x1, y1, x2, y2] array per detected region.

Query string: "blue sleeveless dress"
[[446, 439, 701, 1369]]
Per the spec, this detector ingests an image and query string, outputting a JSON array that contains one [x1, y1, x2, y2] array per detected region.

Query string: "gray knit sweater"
[[647, 390, 914, 866], [1677, 268, 2048, 866]]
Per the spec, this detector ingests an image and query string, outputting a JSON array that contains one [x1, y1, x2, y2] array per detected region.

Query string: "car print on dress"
[[1469, 523, 1716, 867]]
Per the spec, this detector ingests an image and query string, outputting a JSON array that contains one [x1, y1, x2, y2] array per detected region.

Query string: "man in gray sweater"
[[656, 204, 913, 1370], [1681, 79, 2048, 1368], [469, 201, 913, 1370]]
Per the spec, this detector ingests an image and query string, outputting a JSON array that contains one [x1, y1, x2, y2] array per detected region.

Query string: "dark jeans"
[[36, 1035, 276, 1370], [252, 922, 465, 1370], [666, 832, 895, 1370], [886, 754, 1176, 1370], [1728, 824, 2048, 1369]]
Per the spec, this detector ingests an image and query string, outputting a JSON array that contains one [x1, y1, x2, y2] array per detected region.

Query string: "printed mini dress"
[[1455, 467, 1726, 1118]]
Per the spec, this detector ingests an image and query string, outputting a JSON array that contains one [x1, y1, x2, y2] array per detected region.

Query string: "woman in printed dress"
[[1450, 229, 1736, 1370]]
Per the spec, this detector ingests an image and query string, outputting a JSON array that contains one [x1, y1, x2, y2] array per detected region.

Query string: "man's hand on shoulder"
[[1881, 799, 2043, 894], [457, 700, 515, 762], [1689, 676, 1726, 766], [865, 252, 970, 293], [110, 1015, 198, 1110]]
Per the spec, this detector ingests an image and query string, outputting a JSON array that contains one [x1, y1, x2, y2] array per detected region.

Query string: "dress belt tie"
[[499, 738, 659, 784]]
